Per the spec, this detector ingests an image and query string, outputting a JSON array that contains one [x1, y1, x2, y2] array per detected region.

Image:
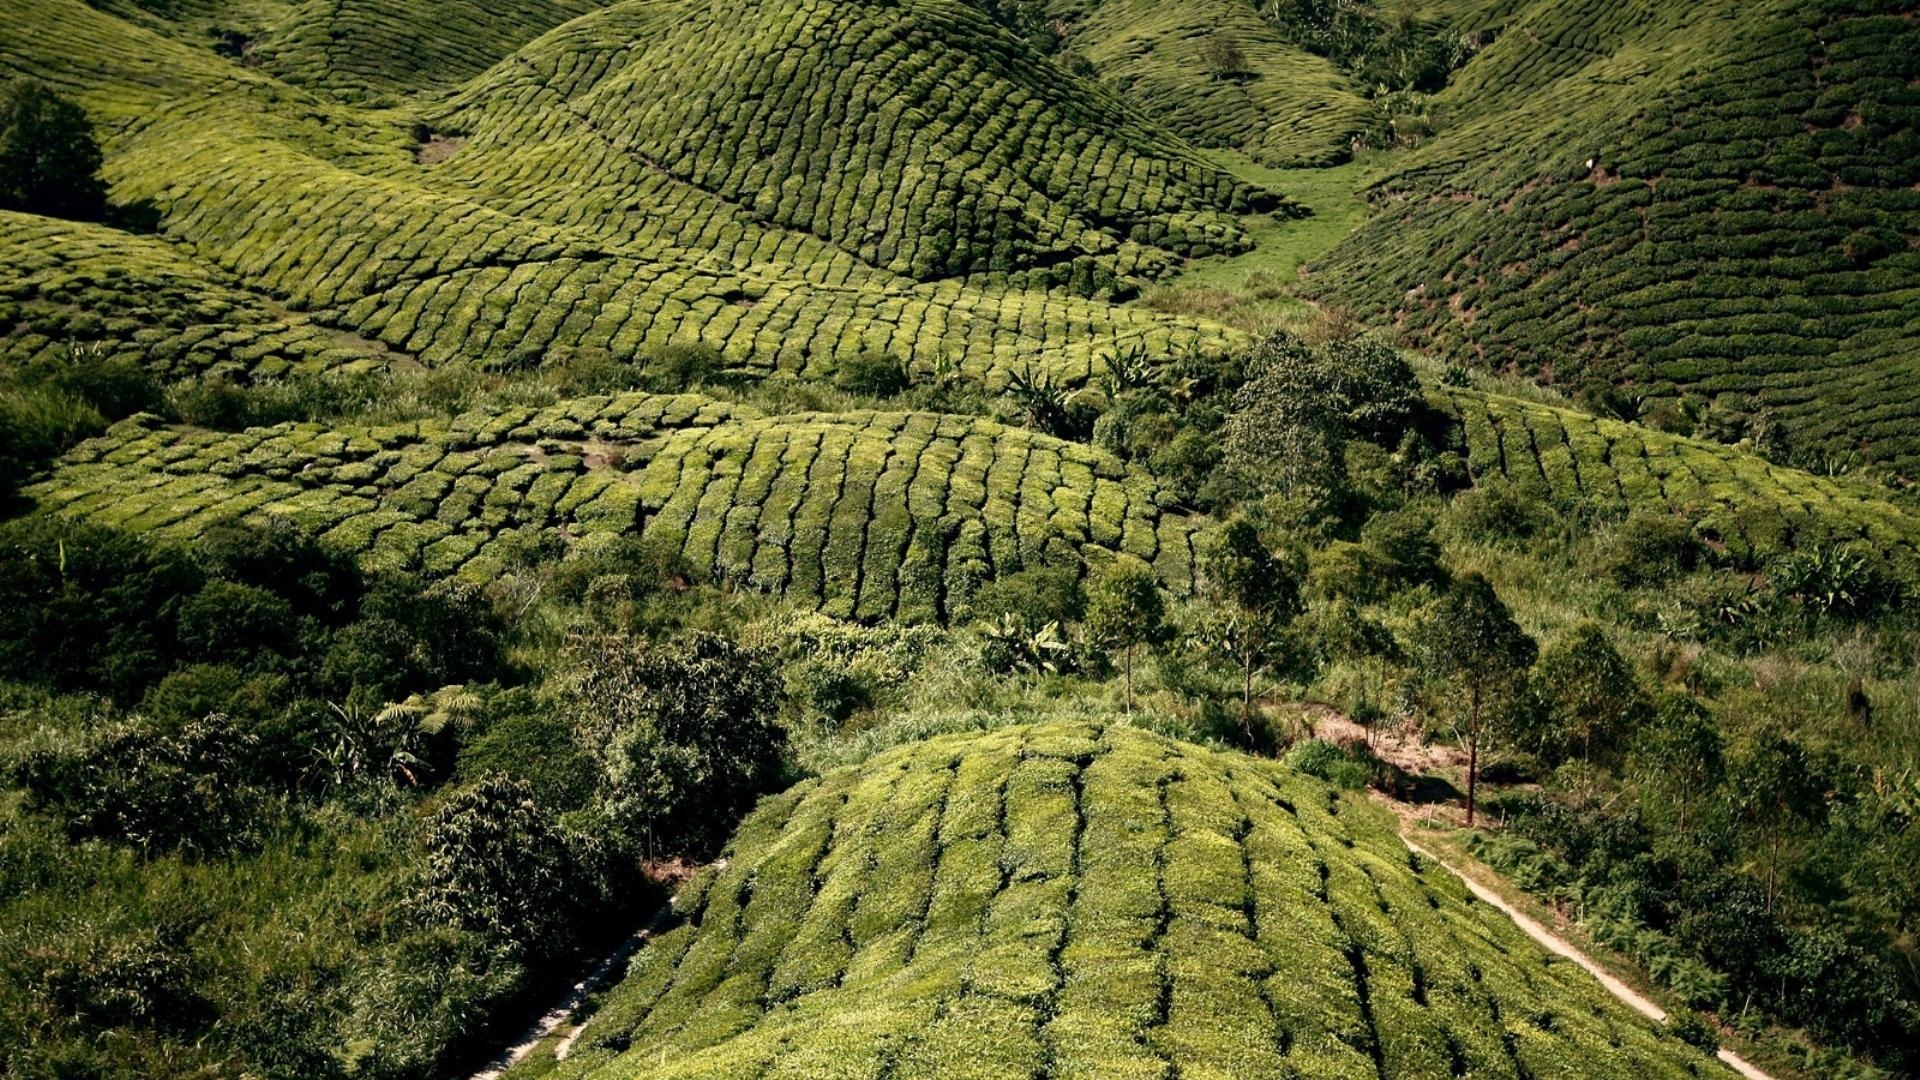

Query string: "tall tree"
[[1197, 518, 1303, 738], [0, 81, 106, 221], [1534, 622, 1648, 768], [1627, 694, 1723, 838], [1411, 572, 1536, 825], [1086, 560, 1167, 716]]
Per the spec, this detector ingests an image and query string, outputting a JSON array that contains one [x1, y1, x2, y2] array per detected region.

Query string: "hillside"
[[531, 721, 1729, 1079], [1057, 0, 1379, 167], [1, 0, 1266, 387], [1307, 0, 1920, 470], [31, 393, 1205, 618]]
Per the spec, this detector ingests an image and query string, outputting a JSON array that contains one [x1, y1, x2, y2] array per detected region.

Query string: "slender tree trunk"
[[1124, 644, 1135, 716], [1466, 684, 1482, 827]]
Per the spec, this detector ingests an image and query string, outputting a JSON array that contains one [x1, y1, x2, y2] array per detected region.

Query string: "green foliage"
[[410, 774, 607, 962], [1086, 559, 1167, 711], [0, 80, 104, 220], [564, 630, 785, 854], [1532, 623, 1648, 768], [545, 722, 1725, 1078], [1410, 571, 1536, 823]]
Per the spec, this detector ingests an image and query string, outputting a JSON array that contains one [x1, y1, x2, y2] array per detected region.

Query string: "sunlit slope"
[[30, 393, 1203, 620], [1060, 0, 1377, 167], [0, 210, 394, 380], [429, 0, 1287, 295], [0, 0, 1255, 384], [253, 0, 601, 100], [539, 722, 1730, 1079], [1309, 0, 1920, 469]]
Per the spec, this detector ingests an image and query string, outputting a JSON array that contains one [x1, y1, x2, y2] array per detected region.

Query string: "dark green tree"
[[566, 630, 785, 855], [0, 80, 106, 220], [410, 774, 594, 961], [1627, 694, 1723, 837], [1729, 734, 1826, 914], [1086, 559, 1167, 716], [1196, 518, 1303, 736], [1411, 572, 1536, 825], [1533, 622, 1648, 769]]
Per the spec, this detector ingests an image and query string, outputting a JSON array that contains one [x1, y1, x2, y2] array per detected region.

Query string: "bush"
[[641, 342, 726, 391], [565, 630, 785, 854], [1598, 513, 1700, 587], [1284, 738, 1378, 790], [833, 350, 911, 396]]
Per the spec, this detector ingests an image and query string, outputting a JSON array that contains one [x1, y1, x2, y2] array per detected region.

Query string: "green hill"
[[0, 209, 394, 381], [1435, 386, 1920, 568], [0, 0, 1261, 387], [530, 721, 1730, 1079], [1058, 0, 1378, 167], [1306, 0, 1920, 470], [30, 393, 1204, 619]]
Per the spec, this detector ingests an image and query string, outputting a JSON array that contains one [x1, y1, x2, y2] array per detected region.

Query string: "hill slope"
[[30, 393, 1204, 619], [1058, 0, 1378, 167], [536, 722, 1730, 1079], [0, 0, 1262, 386], [1308, 0, 1920, 470]]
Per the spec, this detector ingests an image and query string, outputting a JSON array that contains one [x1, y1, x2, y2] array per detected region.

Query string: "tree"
[[1533, 622, 1647, 769], [1627, 694, 1722, 837], [1221, 334, 1347, 500], [1197, 519, 1303, 737], [1411, 572, 1536, 825], [0, 80, 106, 221], [1202, 33, 1249, 79], [565, 630, 785, 855], [1729, 734, 1826, 915], [1086, 560, 1167, 716], [409, 774, 592, 961]]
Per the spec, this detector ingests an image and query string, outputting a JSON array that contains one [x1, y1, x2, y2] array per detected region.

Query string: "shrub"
[[833, 350, 911, 396], [1598, 513, 1701, 587], [565, 630, 785, 854]]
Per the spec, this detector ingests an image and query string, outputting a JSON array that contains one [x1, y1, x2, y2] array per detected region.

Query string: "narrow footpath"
[[1400, 833, 1776, 1080]]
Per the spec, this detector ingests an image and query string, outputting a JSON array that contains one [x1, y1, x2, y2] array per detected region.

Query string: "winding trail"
[[1400, 834, 1775, 1080]]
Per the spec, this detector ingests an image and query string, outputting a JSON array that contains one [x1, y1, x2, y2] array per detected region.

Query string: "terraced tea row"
[[533, 722, 1729, 1079], [1058, 0, 1377, 167], [253, 0, 599, 100], [1437, 387, 1920, 567], [3, 0, 1253, 387], [429, 0, 1286, 294], [0, 210, 394, 381], [1311, 0, 1920, 469], [28, 393, 1201, 621]]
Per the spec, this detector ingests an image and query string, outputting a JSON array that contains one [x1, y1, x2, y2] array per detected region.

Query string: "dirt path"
[[466, 860, 716, 1080], [1399, 833, 1775, 1080]]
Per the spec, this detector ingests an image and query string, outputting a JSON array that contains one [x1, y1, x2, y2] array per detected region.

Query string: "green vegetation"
[[1307, 0, 1920, 472], [524, 722, 1728, 1079], [30, 391, 1207, 618], [5, 0, 1920, 1074]]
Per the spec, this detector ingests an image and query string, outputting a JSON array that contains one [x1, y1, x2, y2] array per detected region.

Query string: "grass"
[[511, 721, 1732, 1079]]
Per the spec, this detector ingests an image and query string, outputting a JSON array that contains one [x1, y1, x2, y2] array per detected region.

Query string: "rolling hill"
[[528, 721, 1731, 1079], [1307, 0, 1920, 470], [30, 392, 1205, 619]]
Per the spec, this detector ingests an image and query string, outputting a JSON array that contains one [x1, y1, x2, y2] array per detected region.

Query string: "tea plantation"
[[1436, 387, 1920, 568], [5, 0, 1920, 1076], [532, 722, 1728, 1079], [1055, 0, 1378, 167], [30, 393, 1205, 619], [1307, 0, 1920, 469], [0, 210, 394, 381]]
